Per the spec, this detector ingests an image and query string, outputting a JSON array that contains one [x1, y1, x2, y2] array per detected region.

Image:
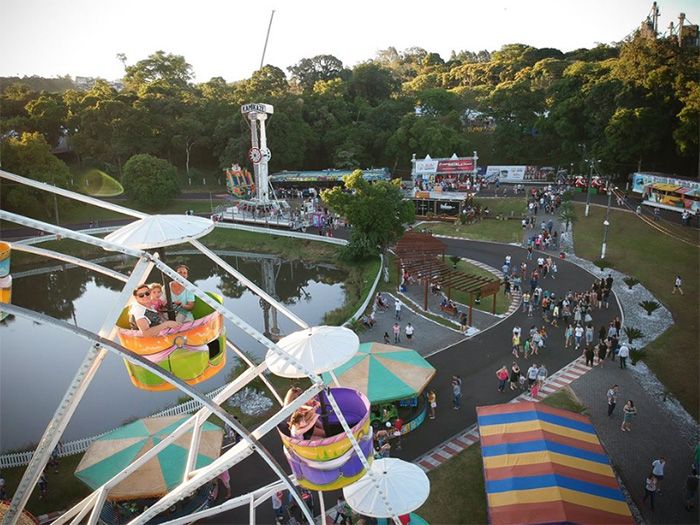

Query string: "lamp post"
[[600, 184, 613, 259], [584, 159, 594, 217]]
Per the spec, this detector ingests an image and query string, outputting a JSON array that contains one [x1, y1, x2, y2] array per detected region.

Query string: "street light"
[[600, 184, 614, 259]]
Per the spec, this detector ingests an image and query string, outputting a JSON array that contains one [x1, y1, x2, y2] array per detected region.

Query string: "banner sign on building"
[[415, 159, 439, 175], [436, 159, 475, 173], [631, 172, 700, 193], [485, 165, 527, 182]]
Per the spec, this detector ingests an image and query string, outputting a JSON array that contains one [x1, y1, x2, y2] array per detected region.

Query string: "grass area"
[[451, 259, 508, 315], [476, 196, 527, 219], [417, 387, 585, 524], [541, 387, 587, 413], [418, 219, 522, 244], [2, 454, 92, 516], [416, 444, 487, 525], [572, 203, 699, 418]]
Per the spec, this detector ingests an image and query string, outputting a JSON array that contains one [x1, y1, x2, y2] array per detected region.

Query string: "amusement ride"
[[0, 102, 430, 525]]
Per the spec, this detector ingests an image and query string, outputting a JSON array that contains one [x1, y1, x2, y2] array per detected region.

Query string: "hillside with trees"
[[1, 31, 697, 211]]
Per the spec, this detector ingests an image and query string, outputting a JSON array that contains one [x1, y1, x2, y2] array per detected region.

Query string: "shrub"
[[630, 348, 645, 365], [593, 260, 608, 271], [449, 255, 461, 269], [639, 300, 661, 316], [624, 326, 643, 344], [623, 277, 640, 289]]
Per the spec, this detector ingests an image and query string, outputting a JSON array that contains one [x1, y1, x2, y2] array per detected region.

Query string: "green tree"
[[321, 170, 414, 259], [288, 55, 347, 92], [122, 154, 180, 208], [559, 201, 577, 231], [123, 50, 194, 95], [0, 132, 71, 218]]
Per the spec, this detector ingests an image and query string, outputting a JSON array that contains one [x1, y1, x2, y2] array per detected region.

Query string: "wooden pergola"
[[395, 231, 501, 325]]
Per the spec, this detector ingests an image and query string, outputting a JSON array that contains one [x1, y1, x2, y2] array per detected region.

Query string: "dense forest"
[[1, 33, 698, 192]]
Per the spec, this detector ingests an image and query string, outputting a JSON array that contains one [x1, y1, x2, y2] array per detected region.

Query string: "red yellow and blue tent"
[[476, 402, 633, 525]]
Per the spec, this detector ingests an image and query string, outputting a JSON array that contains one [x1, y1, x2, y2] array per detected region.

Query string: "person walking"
[[427, 390, 437, 419], [621, 400, 637, 432], [392, 322, 401, 344], [38, 471, 48, 500], [672, 274, 684, 295], [509, 363, 521, 391], [497, 366, 509, 392], [607, 385, 619, 416], [574, 324, 584, 349], [512, 331, 521, 358], [383, 332, 390, 344], [564, 324, 573, 349], [643, 472, 657, 511], [394, 299, 402, 320], [652, 457, 666, 493], [618, 343, 630, 369], [452, 376, 462, 410], [272, 490, 286, 524], [526, 364, 539, 388], [584, 346, 595, 367], [405, 322, 414, 342]]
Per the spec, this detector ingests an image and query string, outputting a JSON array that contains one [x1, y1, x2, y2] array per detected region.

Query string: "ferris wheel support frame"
[[0, 257, 155, 525], [0, 170, 404, 524], [1, 302, 322, 525]]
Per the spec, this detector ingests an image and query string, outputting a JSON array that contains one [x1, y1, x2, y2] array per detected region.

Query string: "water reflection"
[[0, 252, 347, 451]]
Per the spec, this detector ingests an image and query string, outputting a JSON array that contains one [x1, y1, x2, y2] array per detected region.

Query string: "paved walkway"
[[357, 292, 463, 356], [570, 361, 699, 524]]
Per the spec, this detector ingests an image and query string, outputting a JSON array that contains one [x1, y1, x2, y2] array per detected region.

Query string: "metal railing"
[[0, 384, 229, 470]]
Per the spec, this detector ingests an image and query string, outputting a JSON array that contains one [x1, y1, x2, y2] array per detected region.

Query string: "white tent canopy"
[[343, 458, 430, 517], [104, 215, 214, 250], [265, 325, 359, 378]]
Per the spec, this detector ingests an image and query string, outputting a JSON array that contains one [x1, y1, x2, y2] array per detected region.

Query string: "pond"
[[0, 251, 347, 452]]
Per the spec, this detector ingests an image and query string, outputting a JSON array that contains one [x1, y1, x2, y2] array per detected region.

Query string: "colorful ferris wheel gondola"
[[0, 241, 12, 321], [115, 292, 227, 391]]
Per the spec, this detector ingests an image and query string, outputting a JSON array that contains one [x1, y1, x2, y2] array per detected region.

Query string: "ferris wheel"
[[0, 169, 430, 525]]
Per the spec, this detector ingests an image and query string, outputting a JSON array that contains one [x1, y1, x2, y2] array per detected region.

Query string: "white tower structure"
[[241, 103, 274, 204]]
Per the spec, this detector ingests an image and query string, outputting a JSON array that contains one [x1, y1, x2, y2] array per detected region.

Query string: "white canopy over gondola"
[[266, 325, 359, 378], [343, 458, 430, 517], [104, 215, 214, 249]]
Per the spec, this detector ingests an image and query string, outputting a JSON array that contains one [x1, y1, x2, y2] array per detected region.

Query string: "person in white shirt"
[[618, 343, 630, 369], [527, 364, 539, 387], [405, 323, 415, 340], [394, 299, 402, 320], [574, 324, 584, 348], [129, 285, 180, 336]]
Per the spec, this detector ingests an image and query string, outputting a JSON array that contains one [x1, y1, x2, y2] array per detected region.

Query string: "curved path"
[[213, 238, 622, 524]]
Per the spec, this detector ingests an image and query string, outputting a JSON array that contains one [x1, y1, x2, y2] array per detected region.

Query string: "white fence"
[[214, 222, 348, 246], [0, 384, 229, 470]]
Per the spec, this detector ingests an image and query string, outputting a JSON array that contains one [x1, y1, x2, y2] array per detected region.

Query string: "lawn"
[[416, 444, 488, 525], [1, 453, 91, 516], [572, 203, 699, 418], [417, 388, 584, 523], [419, 219, 522, 244], [475, 196, 528, 219]]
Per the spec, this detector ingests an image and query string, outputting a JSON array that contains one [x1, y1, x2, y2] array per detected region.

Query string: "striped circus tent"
[[476, 402, 633, 525]]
